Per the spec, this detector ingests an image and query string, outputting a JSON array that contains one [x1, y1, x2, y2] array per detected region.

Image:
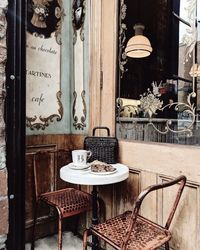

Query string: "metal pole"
[[6, 0, 26, 249], [91, 185, 99, 250]]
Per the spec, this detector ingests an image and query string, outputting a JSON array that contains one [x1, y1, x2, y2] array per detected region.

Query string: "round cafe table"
[[60, 163, 129, 249]]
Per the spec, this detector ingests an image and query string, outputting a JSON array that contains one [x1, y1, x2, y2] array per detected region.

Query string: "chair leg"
[[83, 229, 89, 250], [31, 201, 39, 250], [165, 242, 170, 250], [57, 211, 63, 250]]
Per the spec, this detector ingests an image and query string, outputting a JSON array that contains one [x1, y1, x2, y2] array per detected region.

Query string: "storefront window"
[[116, 0, 200, 145]]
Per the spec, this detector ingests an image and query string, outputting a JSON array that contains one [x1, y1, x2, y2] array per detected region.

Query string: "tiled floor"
[[25, 232, 166, 250], [25, 231, 90, 250]]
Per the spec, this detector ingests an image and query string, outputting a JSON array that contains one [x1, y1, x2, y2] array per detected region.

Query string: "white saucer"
[[90, 168, 117, 175], [68, 162, 90, 170]]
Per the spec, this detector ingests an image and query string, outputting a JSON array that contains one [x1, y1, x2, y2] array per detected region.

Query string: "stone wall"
[[0, 1, 8, 249]]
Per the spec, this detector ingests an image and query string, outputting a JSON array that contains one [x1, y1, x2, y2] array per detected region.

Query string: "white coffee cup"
[[72, 150, 92, 166]]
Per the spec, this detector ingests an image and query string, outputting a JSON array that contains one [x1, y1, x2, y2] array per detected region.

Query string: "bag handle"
[[92, 126, 110, 136]]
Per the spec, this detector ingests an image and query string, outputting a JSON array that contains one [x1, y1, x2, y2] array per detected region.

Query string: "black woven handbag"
[[84, 126, 118, 164]]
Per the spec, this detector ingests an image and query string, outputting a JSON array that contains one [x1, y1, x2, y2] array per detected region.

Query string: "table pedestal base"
[[92, 186, 99, 250]]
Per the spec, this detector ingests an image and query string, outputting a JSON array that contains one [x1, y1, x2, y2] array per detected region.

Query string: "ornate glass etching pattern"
[[181, 0, 197, 63], [118, 0, 128, 80], [140, 89, 163, 118], [117, 85, 196, 137]]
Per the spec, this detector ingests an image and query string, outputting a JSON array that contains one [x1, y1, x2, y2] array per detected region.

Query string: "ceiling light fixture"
[[125, 23, 153, 58], [189, 63, 200, 77]]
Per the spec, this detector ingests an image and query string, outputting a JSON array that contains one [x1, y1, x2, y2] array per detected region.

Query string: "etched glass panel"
[[116, 0, 199, 145]]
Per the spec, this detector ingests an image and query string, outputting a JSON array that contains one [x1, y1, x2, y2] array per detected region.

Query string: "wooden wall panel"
[[157, 176, 200, 250], [117, 140, 200, 249], [140, 172, 157, 222], [25, 135, 72, 241], [25, 144, 59, 241], [25, 134, 88, 241], [26, 144, 57, 223], [115, 169, 140, 214], [119, 140, 200, 183], [26, 134, 72, 150]]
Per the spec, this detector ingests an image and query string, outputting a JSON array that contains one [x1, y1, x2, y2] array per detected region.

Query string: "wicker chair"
[[83, 175, 186, 250], [31, 150, 91, 250]]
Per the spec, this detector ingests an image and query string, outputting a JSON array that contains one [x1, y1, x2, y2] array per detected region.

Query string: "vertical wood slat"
[[140, 172, 157, 222], [89, 0, 102, 132]]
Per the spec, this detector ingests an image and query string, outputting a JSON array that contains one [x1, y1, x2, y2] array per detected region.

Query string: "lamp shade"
[[125, 24, 153, 58], [189, 64, 200, 77]]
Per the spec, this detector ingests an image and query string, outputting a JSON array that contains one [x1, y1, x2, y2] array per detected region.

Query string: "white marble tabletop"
[[60, 163, 129, 186]]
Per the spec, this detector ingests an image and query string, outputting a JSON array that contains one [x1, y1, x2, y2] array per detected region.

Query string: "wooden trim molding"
[[89, 0, 102, 132], [89, 0, 118, 136], [100, 0, 118, 136]]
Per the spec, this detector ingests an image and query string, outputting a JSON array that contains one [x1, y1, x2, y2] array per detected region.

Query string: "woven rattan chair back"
[[83, 175, 186, 250], [31, 149, 91, 250]]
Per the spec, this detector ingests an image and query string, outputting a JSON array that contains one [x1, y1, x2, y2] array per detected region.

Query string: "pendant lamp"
[[189, 63, 200, 77], [125, 23, 153, 58]]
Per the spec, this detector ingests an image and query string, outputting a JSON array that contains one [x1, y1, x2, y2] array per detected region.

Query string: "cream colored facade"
[[89, 1, 200, 249]]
